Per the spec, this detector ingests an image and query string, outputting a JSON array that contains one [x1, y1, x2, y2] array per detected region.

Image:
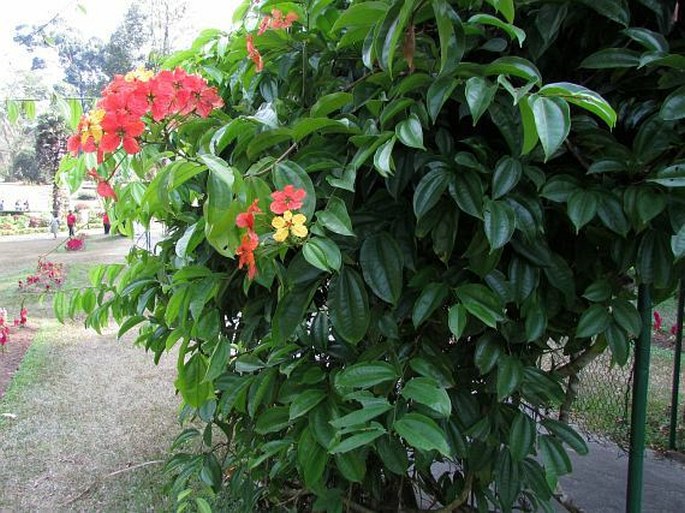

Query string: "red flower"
[[270, 185, 306, 214], [0, 325, 8, 346], [236, 231, 259, 280], [671, 324, 680, 336], [100, 111, 145, 154], [246, 35, 264, 72], [653, 311, 663, 332], [236, 200, 262, 230]]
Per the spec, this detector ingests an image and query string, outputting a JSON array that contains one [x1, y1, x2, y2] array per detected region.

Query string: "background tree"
[[34, 113, 68, 216]]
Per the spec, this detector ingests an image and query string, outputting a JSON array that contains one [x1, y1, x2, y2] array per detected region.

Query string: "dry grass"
[[0, 323, 180, 512]]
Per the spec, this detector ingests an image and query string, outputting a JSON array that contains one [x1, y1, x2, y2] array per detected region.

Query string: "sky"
[[0, 0, 242, 92]]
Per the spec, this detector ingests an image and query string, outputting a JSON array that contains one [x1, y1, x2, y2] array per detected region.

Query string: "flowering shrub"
[[0, 306, 28, 349], [65, 235, 85, 251], [18, 259, 65, 293], [56, 1, 685, 512]]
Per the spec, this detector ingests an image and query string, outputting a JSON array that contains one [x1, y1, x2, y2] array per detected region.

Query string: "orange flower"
[[236, 199, 262, 230], [246, 34, 264, 72], [236, 231, 259, 279]]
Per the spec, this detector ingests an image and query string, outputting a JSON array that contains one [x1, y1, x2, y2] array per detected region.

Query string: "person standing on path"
[[103, 212, 110, 235], [49, 215, 59, 239], [66, 210, 76, 237]]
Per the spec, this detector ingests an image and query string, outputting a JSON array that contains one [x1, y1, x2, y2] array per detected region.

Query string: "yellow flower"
[[271, 210, 308, 242], [125, 67, 154, 82], [80, 108, 106, 145]]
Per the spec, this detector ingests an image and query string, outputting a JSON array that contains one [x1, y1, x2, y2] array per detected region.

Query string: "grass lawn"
[[0, 237, 181, 512]]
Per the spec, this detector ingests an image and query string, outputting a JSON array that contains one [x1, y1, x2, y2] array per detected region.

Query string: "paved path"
[[558, 440, 685, 512]]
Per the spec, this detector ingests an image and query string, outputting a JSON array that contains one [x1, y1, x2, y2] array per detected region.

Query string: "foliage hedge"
[[56, 1, 685, 511]]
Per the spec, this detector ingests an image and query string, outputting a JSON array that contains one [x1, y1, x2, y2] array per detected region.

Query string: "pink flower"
[[270, 185, 306, 214], [236, 200, 262, 230], [653, 311, 663, 332]]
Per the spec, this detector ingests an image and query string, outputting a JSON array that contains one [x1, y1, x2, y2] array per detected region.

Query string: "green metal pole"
[[626, 284, 652, 513], [669, 280, 684, 450]]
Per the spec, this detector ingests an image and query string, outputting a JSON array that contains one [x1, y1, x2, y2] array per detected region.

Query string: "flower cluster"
[[653, 310, 681, 337], [66, 235, 86, 251], [18, 259, 65, 293], [67, 67, 224, 198], [234, 185, 308, 280], [0, 307, 28, 348], [246, 9, 298, 72]]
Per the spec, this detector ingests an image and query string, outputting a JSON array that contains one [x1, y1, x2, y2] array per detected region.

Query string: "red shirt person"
[[66, 211, 77, 237]]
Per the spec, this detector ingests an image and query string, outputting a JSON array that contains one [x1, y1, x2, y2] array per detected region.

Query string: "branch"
[[564, 139, 591, 172], [555, 342, 604, 378]]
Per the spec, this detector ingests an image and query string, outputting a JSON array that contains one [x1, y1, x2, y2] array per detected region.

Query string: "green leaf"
[[672, 224, 685, 259], [483, 199, 517, 250], [448, 304, 468, 339], [427, 74, 458, 123], [413, 167, 450, 220], [509, 412, 536, 461], [465, 77, 497, 125], [468, 14, 525, 46], [310, 92, 354, 117], [492, 156, 522, 199], [298, 427, 328, 488], [456, 284, 504, 328], [255, 407, 291, 434], [412, 283, 449, 328], [175, 354, 213, 408], [623, 27, 668, 52], [539, 82, 616, 128], [538, 434, 572, 478], [567, 190, 599, 232], [449, 170, 484, 219], [474, 333, 503, 374], [578, 0, 630, 26], [196, 498, 212, 513], [336, 361, 398, 389], [303, 237, 342, 272], [485, 57, 541, 84], [660, 86, 685, 121], [360, 232, 404, 304], [431, 0, 464, 75], [496, 356, 524, 401], [518, 97, 539, 155], [580, 48, 640, 69], [605, 322, 630, 366], [329, 267, 370, 344], [576, 304, 611, 338], [290, 390, 327, 420], [597, 193, 630, 236], [496, 449, 521, 511], [393, 413, 451, 456], [611, 298, 642, 336], [542, 419, 588, 455], [401, 377, 452, 417], [335, 451, 366, 482], [373, 136, 396, 177], [330, 426, 386, 454], [395, 114, 425, 150], [330, 403, 393, 429], [583, 280, 612, 302], [375, 0, 419, 78], [332, 1, 388, 32], [273, 283, 318, 345], [530, 96, 570, 161], [377, 435, 409, 474], [648, 162, 685, 187], [205, 339, 231, 382], [317, 197, 355, 237]]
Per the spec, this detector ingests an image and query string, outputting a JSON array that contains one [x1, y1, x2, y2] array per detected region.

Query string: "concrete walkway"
[[557, 440, 685, 512]]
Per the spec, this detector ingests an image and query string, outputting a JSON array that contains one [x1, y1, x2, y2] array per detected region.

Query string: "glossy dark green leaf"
[[431, 0, 464, 75], [539, 82, 616, 128], [576, 304, 611, 338], [469, 14, 525, 46], [175, 353, 212, 408], [509, 412, 536, 461], [377, 435, 409, 474], [273, 161, 316, 219], [611, 298, 642, 336], [530, 96, 570, 161], [427, 74, 458, 123], [456, 284, 504, 328], [484, 199, 517, 250], [330, 403, 393, 429], [580, 48, 640, 68], [672, 224, 685, 259], [401, 377, 452, 417], [605, 322, 630, 366], [448, 304, 468, 339], [538, 434, 572, 478], [393, 413, 451, 456], [317, 197, 355, 237], [567, 190, 599, 232], [542, 419, 588, 455], [660, 86, 685, 121], [303, 237, 342, 272], [336, 361, 398, 389], [412, 282, 449, 328], [485, 57, 541, 84], [373, 136, 396, 177], [648, 163, 685, 187], [290, 390, 327, 420], [474, 334, 503, 374], [449, 170, 484, 218], [329, 267, 370, 344], [298, 427, 328, 488], [465, 76, 498, 125], [330, 425, 386, 454], [492, 157, 522, 199], [396, 114, 425, 149], [413, 167, 450, 220], [578, 0, 630, 26], [496, 448, 521, 511], [360, 232, 403, 304], [496, 356, 524, 400]]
